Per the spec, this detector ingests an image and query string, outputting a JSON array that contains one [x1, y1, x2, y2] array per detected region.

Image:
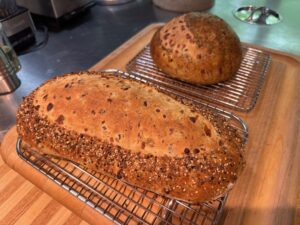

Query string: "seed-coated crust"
[[150, 12, 243, 85], [16, 71, 244, 203]]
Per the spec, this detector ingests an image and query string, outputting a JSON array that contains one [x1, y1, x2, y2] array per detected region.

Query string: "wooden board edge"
[[89, 23, 163, 71], [88, 23, 300, 72], [0, 126, 114, 225], [242, 42, 300, 64]]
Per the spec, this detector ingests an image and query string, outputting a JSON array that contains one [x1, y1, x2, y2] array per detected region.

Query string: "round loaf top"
[[150, 12, 243, 85]]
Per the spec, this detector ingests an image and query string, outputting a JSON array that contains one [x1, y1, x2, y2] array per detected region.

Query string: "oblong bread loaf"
[[16, 71, 244, 203]]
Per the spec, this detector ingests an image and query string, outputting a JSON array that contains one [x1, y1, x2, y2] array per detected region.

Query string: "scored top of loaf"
[[30, 72, 228, 157], [150, 12, 243, 85]]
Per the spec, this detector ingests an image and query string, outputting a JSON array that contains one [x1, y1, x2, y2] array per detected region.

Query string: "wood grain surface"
[[0, 152, 89, 225], [1, 24, 300, 225]]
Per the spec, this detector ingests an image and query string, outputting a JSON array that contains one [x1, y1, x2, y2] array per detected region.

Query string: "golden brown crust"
[[150, 12, 243, 85], [16, 71, 244, 203]]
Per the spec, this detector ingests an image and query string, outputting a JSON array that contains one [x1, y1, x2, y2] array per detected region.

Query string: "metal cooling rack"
[[16, 70, 248, 225], [17, 140, 228, 225], [126, 45, 271, 112]]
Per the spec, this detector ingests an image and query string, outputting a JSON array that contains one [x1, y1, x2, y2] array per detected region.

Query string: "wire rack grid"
[[16, 70, 248, 225], [126, 45, 271, 112], [17, 141, 230, 225]]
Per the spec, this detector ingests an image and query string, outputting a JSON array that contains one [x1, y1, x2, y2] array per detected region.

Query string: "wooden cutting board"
[[1, 24, 300, 225]]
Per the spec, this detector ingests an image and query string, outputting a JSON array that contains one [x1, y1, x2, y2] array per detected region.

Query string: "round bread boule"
[[150, 12, 243, 85]]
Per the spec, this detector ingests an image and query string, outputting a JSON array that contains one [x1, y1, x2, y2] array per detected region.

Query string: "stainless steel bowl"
[[152, 0, 214, 12], [96, 0, 134, 5]]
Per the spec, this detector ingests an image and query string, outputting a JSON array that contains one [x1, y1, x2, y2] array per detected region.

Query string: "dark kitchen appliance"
[[0, 0, 36, 52], [16, 0, 95, 28]]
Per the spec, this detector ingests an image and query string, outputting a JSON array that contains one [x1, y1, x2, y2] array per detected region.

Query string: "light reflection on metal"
[[233, 6, 282, 25]]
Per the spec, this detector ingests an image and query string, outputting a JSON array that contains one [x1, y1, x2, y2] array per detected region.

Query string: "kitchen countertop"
[[1, 24, 300, 224], [0, 1, 300, 224], [1, 0, 300, 139]]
